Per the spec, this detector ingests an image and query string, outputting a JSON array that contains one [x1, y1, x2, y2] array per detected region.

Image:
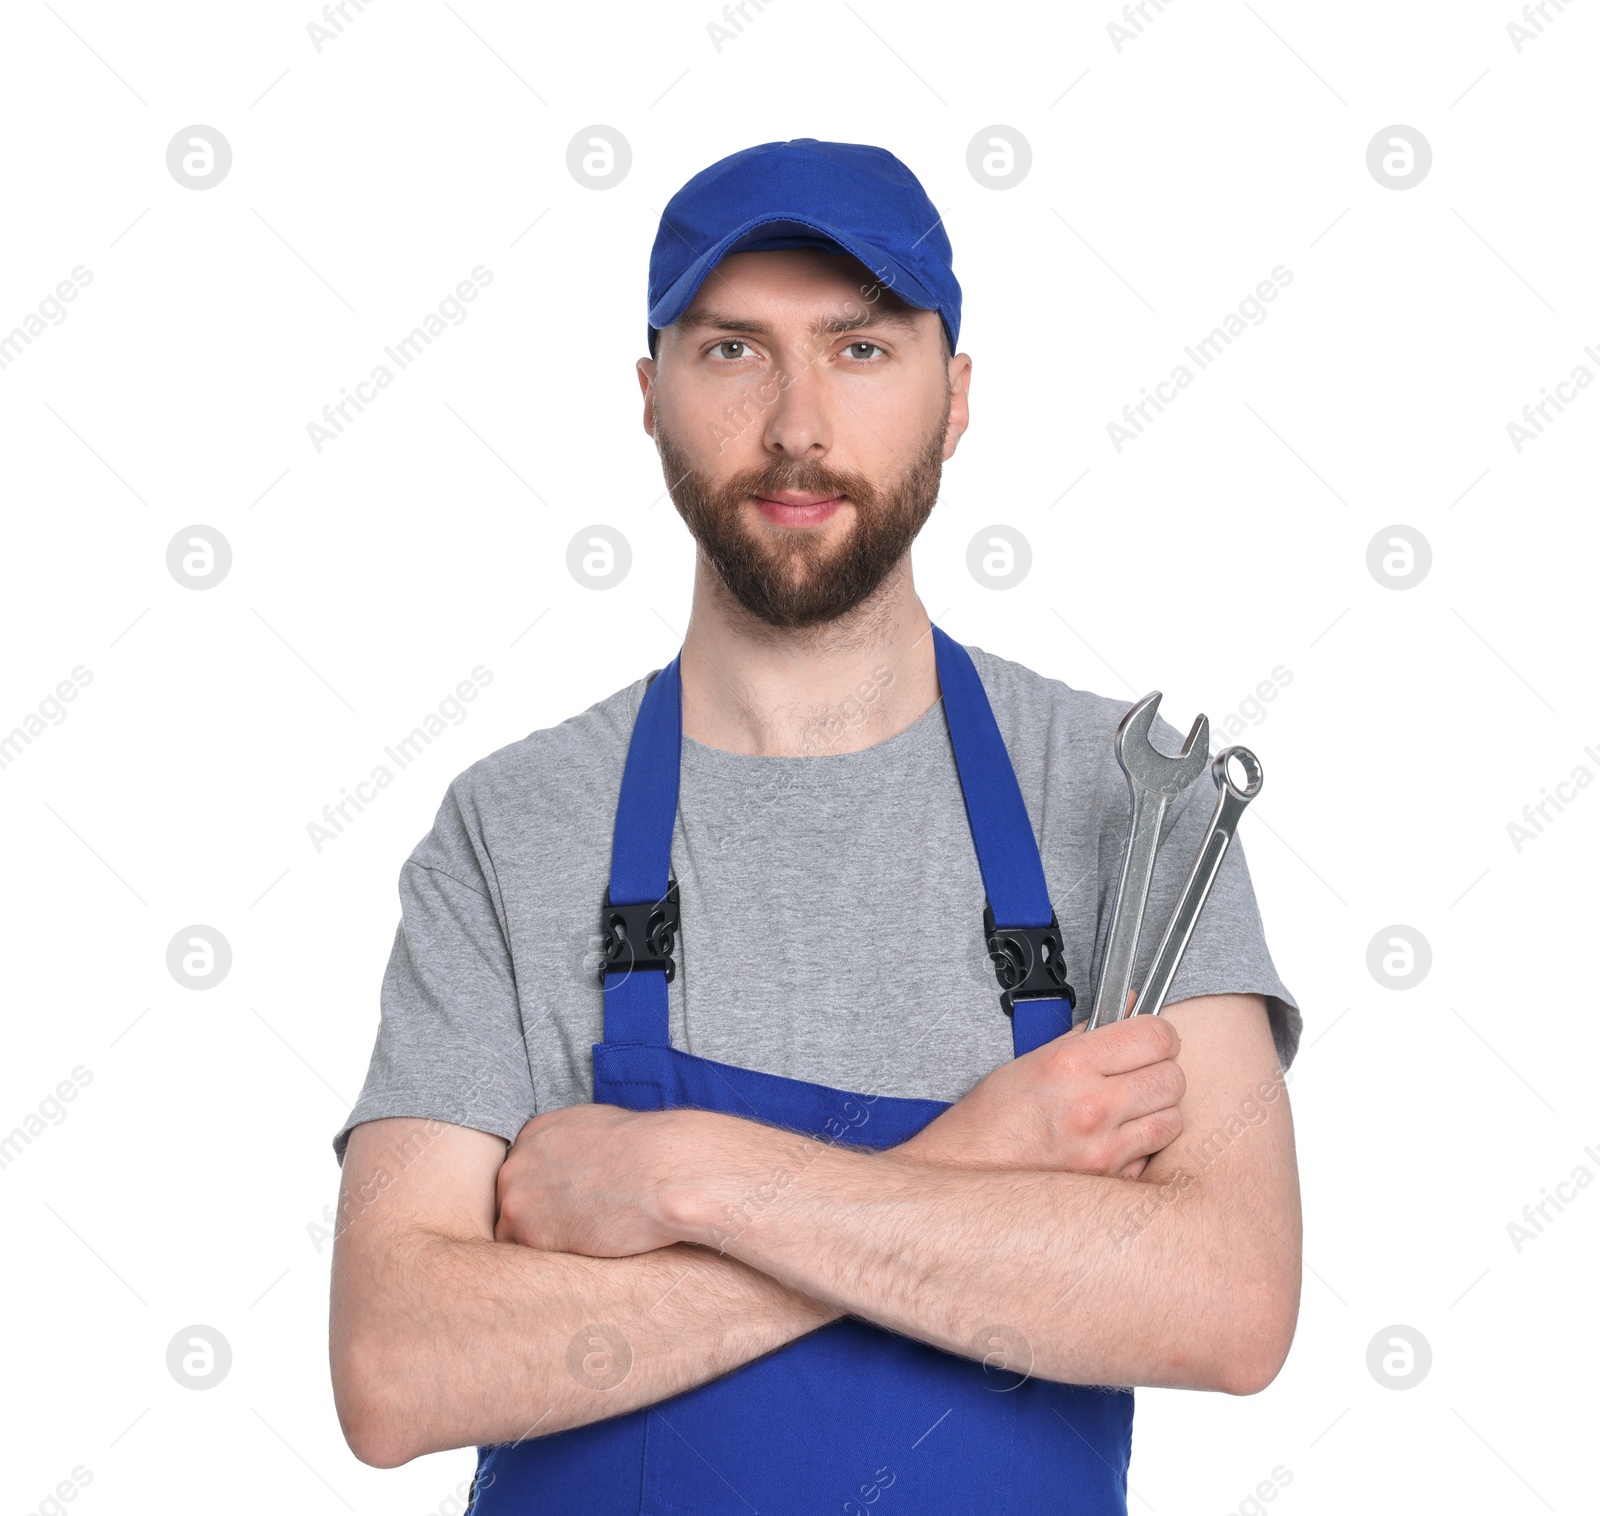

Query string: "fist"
[[495, 1103, 681, 1257], [898, 1012, 1185, 1180]]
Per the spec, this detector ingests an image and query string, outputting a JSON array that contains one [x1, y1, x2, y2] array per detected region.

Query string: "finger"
[[1076, 1012, 1182, 1076], [1117, 1156, 1149, 1180], [1102, 1056, 1187, 1123], [1113, 1107, 1184, 1166]]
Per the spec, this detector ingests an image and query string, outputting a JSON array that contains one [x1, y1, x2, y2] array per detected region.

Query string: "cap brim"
[[649, 212, 940, 335]]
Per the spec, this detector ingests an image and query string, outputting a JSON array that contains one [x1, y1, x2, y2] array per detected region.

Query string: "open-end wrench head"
[[1115, 691, 1210, 796]]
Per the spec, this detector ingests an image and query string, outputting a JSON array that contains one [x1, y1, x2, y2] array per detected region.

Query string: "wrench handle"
[[1130, 747, 1263, 1019], [1086, 792, 1170, 1031]]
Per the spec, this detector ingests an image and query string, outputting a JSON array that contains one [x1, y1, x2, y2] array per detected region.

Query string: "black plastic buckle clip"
[[598, 877, 680, 983], [983, 903, 1075, 1016]]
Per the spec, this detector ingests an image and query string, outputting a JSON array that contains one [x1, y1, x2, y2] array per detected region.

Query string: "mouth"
[[752, 493, 845, 528]]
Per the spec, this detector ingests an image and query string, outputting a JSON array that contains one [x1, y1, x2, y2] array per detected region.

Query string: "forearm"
[[334, 1226, 840, 1464], [330, 1113, 847, 1467], [659, 1112, 1297, 1394]]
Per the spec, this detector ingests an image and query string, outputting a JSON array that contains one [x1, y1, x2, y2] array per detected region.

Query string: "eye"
[[712, 339, 754, 360], [843, 341, 885, 362]]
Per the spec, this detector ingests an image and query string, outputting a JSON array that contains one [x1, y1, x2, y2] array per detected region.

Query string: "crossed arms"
[[330, 992, 1301, 1468]]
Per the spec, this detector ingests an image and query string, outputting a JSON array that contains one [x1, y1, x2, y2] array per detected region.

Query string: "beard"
[[653, 394, 950, 631]]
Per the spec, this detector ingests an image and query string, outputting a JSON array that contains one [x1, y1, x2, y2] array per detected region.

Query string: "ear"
[[942, 352, 972, 460], [636, 356, 656, 438]]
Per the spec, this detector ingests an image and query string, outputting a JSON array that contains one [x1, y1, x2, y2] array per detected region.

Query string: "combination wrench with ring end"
[[1084, 691, 1265, 1030]]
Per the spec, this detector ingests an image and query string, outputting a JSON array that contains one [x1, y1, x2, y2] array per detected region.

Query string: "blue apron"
[[469, 624, 1134, 1514]]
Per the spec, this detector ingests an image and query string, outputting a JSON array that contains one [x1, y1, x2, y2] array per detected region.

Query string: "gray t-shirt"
[[333, 644, 1300, 1163]]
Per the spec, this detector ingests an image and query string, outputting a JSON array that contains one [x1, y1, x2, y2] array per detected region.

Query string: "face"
[[638, 248, 970, 630]]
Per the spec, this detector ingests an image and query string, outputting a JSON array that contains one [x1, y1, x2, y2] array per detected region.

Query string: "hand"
[[897, 1009, 1185, 1180], [494, 1103, 684, 1257]]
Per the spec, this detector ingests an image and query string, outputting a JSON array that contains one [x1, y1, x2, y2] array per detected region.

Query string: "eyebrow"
[[676, 305, 923, 338]]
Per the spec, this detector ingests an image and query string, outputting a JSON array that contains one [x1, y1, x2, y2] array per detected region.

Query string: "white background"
[[2, 1, 1595, 1512]]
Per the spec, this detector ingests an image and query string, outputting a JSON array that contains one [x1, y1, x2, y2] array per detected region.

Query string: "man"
[[329, 139, 1302, 1512]]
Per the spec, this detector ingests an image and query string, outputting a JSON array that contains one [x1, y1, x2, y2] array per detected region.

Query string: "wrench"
[[1085, 692, 1210, 1031], [1129, 746, 1264, 1019]]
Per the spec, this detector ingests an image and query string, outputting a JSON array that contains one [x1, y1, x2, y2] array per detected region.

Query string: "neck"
[[677, 550, 941, 757]]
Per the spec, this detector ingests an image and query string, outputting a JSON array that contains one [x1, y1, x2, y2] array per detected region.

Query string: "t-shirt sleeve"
[[331, 781, 538, 1165], [1096, 715, 1302, 1072]]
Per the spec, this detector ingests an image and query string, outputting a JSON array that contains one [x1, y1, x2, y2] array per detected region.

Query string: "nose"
[[759, 358, 832, 460]]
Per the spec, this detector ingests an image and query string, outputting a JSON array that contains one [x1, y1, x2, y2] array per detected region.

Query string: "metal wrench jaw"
[[1128, 743, 1265, 1019], [1115, 692, 1211, 797], [1085, 692, 1212, 1031]]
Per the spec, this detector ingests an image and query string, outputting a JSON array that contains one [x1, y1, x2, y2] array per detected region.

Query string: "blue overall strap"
[[931, 625, 1075, 1056], [601, 655, 683, 1046]]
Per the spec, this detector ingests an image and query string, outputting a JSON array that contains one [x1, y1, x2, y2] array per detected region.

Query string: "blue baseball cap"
[[646, 138, 959, 358]]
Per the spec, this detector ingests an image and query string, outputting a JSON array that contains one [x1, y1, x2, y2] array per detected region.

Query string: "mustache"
[[713, 459, 881, 509]]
